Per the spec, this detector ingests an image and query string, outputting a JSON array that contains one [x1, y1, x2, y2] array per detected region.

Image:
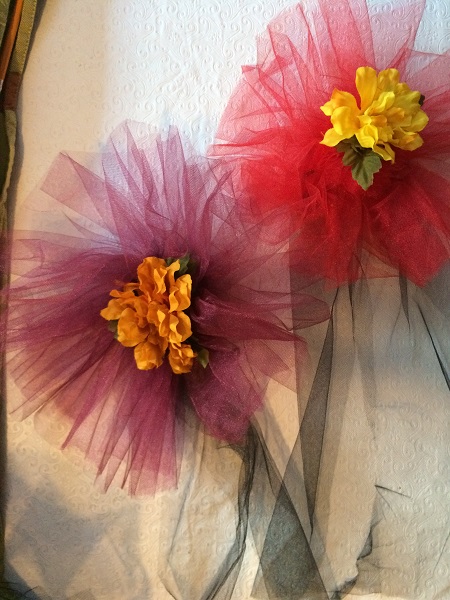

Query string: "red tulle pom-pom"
[[211, 0, 450, 286]]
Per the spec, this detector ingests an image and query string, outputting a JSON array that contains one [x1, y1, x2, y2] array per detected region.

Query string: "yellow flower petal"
[[320, 90, 359, 116], [410, 109, 429, 132], [373, 143, 395, 161], [367, 91, 395, 115], [356, 66, 377, 112], [355, 123, 379, 150], [320, 65, 429, 173], [377, 68, 400, 93], [393, 131, 424, 152], [320, 128, 346, 147], [331, 106, 360, 137]]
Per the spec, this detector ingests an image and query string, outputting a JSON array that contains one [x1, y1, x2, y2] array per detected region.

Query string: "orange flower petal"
[[100, 298, 126, 321], [169, 311, 192, 344], [134, 339, 165, 370], [169, 274, 192, 312], [168, 343, 196, 374], [117, 308, 150, 347]]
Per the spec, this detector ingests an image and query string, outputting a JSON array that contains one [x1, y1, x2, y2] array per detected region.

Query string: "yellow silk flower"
[[320, 66, 428, 161], [100, 256, 197, 374]]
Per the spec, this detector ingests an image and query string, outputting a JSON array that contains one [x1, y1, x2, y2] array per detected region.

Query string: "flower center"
[[320, 66, 428, 189], [100, 255, 206, 374]]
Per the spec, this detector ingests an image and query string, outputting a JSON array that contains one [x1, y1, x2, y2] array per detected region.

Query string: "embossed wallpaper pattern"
[[6, 1, 450, 599]]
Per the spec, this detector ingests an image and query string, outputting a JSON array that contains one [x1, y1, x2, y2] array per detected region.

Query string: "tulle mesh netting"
[[211, 0, 450, 286], [5, 122, 328, 496], [194, 0, 450, 597], [174, 271, 450, 600], [5, 0, 450, 599]]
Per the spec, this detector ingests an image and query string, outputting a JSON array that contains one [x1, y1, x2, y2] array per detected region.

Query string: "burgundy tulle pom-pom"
[[211, 0, 450, 286], [5, 123, 328, 495]]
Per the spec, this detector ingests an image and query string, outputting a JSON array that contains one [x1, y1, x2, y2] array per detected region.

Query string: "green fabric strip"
[[0, 0, 12, 48], [0, 110, 8, 203], [9, 0, 36, 76], [1, 0, 38, 227]]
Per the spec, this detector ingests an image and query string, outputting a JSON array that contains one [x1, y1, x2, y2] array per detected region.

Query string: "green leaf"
[[336, 139, 353, 154], [196, 347, 209, 369], [166, 253, 191, 276], [336, 137, 382, 190], [349, 151, 382, 190], [107, 319, 119, 339], [177, 253, 191, 276]]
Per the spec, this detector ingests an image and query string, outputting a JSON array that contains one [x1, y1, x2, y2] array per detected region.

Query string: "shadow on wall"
[[4, 467, 148, 599]]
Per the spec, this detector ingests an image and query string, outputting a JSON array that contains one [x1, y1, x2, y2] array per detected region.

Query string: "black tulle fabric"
[[189, 268, 450, 599]]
